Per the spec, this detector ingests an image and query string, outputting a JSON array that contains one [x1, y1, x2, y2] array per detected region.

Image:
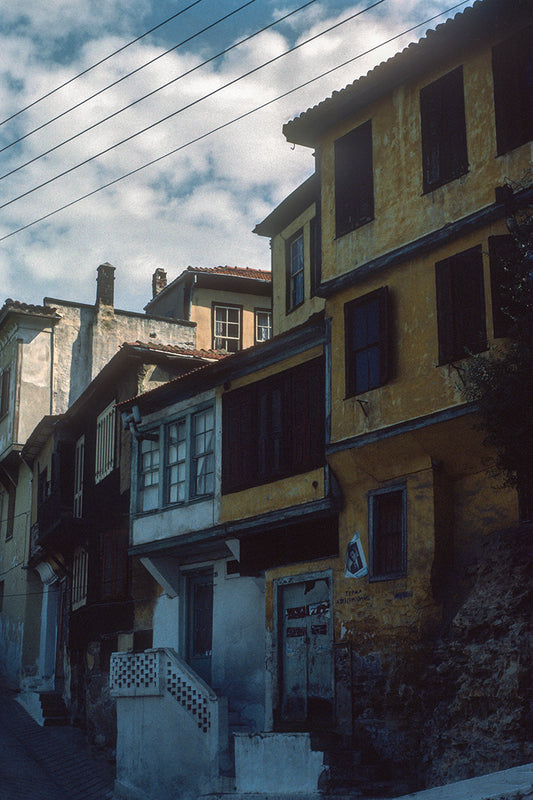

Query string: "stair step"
[[39, 692, 68, 726]]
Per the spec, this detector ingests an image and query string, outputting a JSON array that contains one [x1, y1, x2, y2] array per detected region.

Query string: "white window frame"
[[139, 436, 160, 512], [255, 309, 272, 343], [137, 404, 215, 514], [95, 401, 116, 483], [213, 305, 241, 352], [73, 435, 84, 519], [72, 546, 88, 610]]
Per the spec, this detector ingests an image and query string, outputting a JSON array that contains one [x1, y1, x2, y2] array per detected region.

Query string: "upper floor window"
[[72, 546, 88, 611], [435, 245, 486, 364], [0, 367, 10, 419], [287, 231, 304, 312], [73, 435, 85, 519], [139, 436, 160, 512], [369, 485, 407, 580], [492, 27, 533, 155], [138, 404, 215, 513], [5, 486, 15, 542], [222, 357, 324, 494], [255, 309, 272, 343], [213, 304, 241, 352], [335, 119, 374, 238], [95, 401, 116, 483], [420, 67, 468, 193], [344, 287, 389, 397]]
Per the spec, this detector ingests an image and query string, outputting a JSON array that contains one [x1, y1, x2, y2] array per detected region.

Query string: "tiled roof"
[[122, 341, 227, 360], [283, 0, 516, 146], [186, 266, 271, 281], [1, 299, 59, 317]]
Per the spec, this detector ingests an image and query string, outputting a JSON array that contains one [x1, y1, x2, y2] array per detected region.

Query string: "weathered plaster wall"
[[191, 286, 271, 351], [269, 203, 324, 337], [318, 40, 533, 285]]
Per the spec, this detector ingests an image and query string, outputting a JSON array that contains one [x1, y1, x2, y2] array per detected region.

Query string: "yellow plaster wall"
[[190, 286, 271, 351], [328, 219, 513, 443], [270, 204, 325, 336], [318, 37, 532, 284]]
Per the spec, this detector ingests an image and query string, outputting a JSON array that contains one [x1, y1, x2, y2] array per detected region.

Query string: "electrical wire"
[[0, 0, 471, 243], [0, 0, 261, 158], [0, 0, 209, 129], [0, 0, 317, 180], [0, 0, 388, 209]]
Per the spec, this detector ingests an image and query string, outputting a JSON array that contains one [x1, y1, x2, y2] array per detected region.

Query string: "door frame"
[[272, 568, 334, 729]]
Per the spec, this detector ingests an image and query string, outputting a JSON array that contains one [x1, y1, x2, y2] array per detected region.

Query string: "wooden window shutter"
[[335, 120, 374, 237], [492, 28, 533, 155], [435, 256, 456, 364], [420, 67, 468, 192], [377, 286, 390, 387], [436, 246, 486, 364]]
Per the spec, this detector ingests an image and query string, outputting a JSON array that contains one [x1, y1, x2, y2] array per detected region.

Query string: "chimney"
[[152, 268, 167, 298], [96, 263, 115, 307]]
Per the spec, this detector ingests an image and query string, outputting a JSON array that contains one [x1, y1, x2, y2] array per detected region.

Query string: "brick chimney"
[[96, 263, 115, 307], [152, 268, 167, 298]]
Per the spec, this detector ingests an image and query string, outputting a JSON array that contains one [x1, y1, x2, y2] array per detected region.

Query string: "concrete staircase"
[[39, 691, 69, 726]]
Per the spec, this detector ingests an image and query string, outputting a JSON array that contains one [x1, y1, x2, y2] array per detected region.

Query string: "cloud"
[[0, 0, 474, 313]]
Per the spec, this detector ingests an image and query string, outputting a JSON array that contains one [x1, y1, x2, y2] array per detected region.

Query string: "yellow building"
[[253, 0, 532, 784]]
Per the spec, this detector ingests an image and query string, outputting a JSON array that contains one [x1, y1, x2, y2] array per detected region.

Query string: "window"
[[255, 309, 272, 343], [102, 530, 128, 601], [38, 467, 49, 505], [0, 367, 10, 419], [0, 580, 4, 613], [72, 547, 88, 611], [420, 67, 468, 192], [222, 358, 324, 494], [435, 245, 487, 364], [335, 119, 374, 237], [344, 287, 389, 397], [369, 486, 406, 579], [287, 232, 304, 311], [492, 27, 533, 155], [488, 235, 521, 338], [137, 405, 215, 513], [139, 436, 160, 512], [166, 420, 186, 504], [5, 486, 15, 541], [213, 304, 242, 352], [191, 408, 215, 497], [95, 401, 116, 483], [73, 435, 84, 519]]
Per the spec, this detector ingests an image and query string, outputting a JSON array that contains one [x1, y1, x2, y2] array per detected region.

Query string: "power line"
[[0, 0, 261, 158], [0, 0, 388, 210], [0, 0, 208, 129], [0, 0, 471, 243], [0, 0, 317, 180]]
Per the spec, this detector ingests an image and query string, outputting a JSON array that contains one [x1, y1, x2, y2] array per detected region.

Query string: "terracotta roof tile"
[[1, 299, 58, 316], [123, 341, 227, 360], [186, 265, 271, 281]]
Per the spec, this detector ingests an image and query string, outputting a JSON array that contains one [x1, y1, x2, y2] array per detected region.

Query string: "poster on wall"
[[344, 531, 368, 579]]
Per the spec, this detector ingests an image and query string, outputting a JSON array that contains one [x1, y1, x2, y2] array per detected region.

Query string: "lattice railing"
[[110, 648, 218, 733]]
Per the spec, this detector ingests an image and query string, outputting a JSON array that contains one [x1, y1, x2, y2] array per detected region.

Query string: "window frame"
[[369, 484, 407, 581], [0, 367, 10, 420], [420, 66, 468, 193], [72, 546, 88, 611], [138, 434, 161, 513], [435, 245, 487, 365], [334, 119, 374, 238], [136, 403, 216, 514], [190, 407, 215, 499], [286, 230, 305, 313], [255, 308, 272, 344], [492, 26, 533, 156], [212, 303, 242, 352], [95, 400, 116, 483], [222, 357, 325, 495], [73, 435, 85, 519], [344, 287, 390, 398]]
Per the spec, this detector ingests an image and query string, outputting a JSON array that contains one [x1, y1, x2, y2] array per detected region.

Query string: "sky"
[[0, 0, 476, 313]]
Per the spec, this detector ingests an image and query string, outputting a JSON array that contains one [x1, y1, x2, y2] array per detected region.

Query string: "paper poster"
[[345, 531, 368, 579]]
